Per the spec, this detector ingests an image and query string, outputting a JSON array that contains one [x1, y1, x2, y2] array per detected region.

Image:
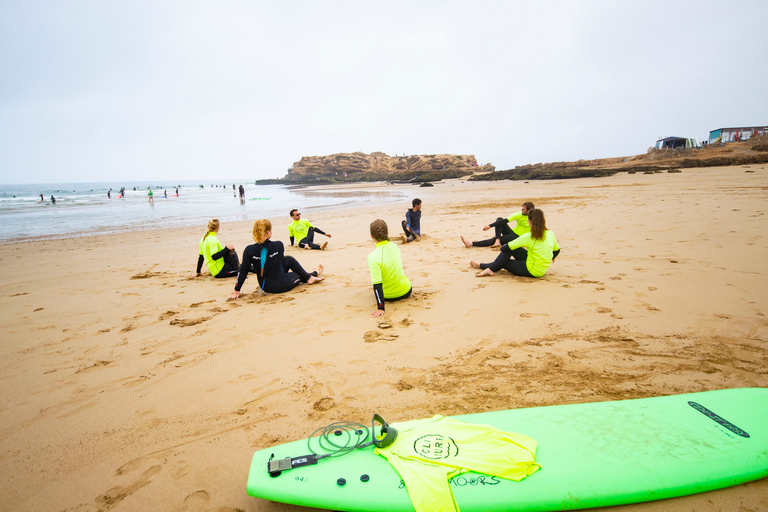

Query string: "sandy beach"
[[1, 165, 767, 512]]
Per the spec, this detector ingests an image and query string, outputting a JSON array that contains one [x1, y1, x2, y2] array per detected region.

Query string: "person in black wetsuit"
[[231, 219, 324, 298]]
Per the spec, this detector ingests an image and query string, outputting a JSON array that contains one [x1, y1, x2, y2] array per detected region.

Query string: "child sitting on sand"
[[368, 219, 412, 317]]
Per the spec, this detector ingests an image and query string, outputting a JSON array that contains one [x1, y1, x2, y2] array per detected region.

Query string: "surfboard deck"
[[246, 388, 768, 511]]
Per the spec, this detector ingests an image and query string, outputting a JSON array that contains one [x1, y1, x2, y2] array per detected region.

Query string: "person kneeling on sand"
[[368, 219, 412, 317], [196, 218, 240, 278], [401, 198, 422, 243], [461, 201, 534, 249], [470, 208, 560, 278], [288, 209, 331, 250], [231, 219, 323, 298]]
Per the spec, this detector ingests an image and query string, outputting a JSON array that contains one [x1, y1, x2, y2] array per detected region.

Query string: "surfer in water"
[[470, 208, 560, 278], [196, 219, 241, 278], [231, 219, 323, 298], [368, 219, 412, 317], [461, 201, 534, 249]]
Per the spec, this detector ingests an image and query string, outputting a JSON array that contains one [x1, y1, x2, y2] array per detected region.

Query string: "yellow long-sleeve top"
[[375, 415, 540, 512]]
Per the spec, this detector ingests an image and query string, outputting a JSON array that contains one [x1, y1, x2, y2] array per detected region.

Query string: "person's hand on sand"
[[483, 225, 491, 231], [372, 309, 385, 318], [230, 290, 240, 299]]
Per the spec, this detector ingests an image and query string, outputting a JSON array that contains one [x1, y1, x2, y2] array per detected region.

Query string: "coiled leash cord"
[[267, 414, 398, 477]]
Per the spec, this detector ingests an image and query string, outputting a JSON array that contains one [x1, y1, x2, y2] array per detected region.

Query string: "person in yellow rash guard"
[[288, 209, 331, 250], [374, 415, 540, 512], [196, 218, 240, 278], [367, 219, 412, 318], [461, 201, 534, 249], [471, 208, 560, 278]]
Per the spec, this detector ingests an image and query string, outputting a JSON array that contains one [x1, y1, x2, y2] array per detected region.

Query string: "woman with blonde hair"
[[196, 219, 240, 278], [471, 208, 560, 278], [368, 219, 412, 317], [231, 219, 323, 298]]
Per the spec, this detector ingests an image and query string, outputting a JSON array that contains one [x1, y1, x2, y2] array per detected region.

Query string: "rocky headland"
[[259, 152, 494, 184]]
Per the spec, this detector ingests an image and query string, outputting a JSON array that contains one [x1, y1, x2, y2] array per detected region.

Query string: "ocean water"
[[0, 180, 410, 242]]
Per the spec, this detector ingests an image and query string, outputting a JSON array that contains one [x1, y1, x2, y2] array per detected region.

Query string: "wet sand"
[[1, 165, 767, 511]]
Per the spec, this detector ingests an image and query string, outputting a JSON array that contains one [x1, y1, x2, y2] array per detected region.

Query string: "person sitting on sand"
[[288, 209, 331, 250], [461, 201, 534, 249], [231, 219, 323, 298], [368, 219, 412, 317], [470, 208, 560, 278], [401, 198, 422, 243], [196, 219, 241, 278]]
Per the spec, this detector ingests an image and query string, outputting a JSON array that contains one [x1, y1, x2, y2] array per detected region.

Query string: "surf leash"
[[267, 414, 398, 477]]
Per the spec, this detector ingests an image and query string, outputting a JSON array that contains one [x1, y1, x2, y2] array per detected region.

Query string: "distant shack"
[[655, 137, 698, 149], [708, 126, 767, 144]]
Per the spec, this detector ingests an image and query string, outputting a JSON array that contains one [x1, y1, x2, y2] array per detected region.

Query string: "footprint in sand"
[[364, 331, 399, 343], [169, 317, 211, 327], [96, 465, 161, 509], [182, 490, 210, 511]]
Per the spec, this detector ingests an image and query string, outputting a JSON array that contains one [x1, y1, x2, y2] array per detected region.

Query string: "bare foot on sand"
[[461, 236, 472, 248], [308, 275, 324, 284], [315, 264, 324, 277], [321, 241, 328, 250], [400, 235, 407, 244], [469, 260, 481, 269], [476, 268, 494, 277]]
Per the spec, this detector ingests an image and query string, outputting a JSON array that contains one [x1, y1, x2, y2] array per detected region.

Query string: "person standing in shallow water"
[[470, 208, 560, 278], [368, 219, 412, 317]]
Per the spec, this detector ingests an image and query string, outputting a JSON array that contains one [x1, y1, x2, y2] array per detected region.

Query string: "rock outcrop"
[[283, 152, 494, 183]]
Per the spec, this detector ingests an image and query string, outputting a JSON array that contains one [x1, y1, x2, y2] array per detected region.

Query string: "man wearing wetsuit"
[[288, 209, 331, 250], [462, 201, 534, 248], [401, 198, 422, 243]]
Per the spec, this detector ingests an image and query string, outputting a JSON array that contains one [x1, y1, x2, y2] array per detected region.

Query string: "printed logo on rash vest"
[[413, 434, 459, 460], [688, 401, 750, 438]]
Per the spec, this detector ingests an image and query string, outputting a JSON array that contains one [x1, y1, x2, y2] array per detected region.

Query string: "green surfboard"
[[246, 388, 768, 511]]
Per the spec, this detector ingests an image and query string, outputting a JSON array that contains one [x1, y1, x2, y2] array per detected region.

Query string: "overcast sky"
[[1, 0, 766, 184]]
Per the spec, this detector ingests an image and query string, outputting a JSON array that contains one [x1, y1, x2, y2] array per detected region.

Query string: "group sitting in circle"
[[195, 200, 560, 315]]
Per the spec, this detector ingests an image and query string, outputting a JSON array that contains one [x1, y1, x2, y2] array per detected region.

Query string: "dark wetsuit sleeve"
[[489, 217, 507, 228], [289, 236, 294, 245], [211, 247, 228, 260], [234, 245, 255, 292], [313, 227, 326, 235], [553, 249, 560, 261], [196, 255, 204, 273], [373, 283, 385, 310]]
